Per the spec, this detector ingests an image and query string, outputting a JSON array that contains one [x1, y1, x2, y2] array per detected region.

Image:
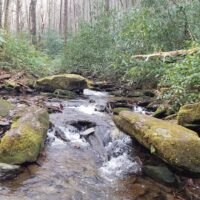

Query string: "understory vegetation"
[[62, 0, 200, 110], [0, 0, 200, 110]]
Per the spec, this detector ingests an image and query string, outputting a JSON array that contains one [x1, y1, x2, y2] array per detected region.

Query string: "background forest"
[[0, 0, 200, 111]]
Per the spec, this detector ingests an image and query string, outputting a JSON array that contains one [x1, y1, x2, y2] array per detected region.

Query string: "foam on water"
[[58, 126, 89, 147], [84, 89, 108, 97], [133, 105, 146, 114], [100, 134, 141, 180], [48, 129, 65, 146], [76, 104, 99, 115]]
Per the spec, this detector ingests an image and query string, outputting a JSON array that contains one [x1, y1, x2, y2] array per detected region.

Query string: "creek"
[[0, 89, 184, 200]]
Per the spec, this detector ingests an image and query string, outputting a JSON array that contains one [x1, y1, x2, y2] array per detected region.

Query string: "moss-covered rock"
[[0, 107, 49, 164], [0, 99, 13, 117], [178, 102, 200, 125], [114, 111, 200, 174], [152, 107, 167, 118], [53, 89, 77, 99], [4, 80, 20, 90], [36, 74, 87, 93], [113, 107, 131, 115]]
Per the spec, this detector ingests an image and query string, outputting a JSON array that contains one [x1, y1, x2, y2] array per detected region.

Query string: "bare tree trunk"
[[63, 0, 68, 42], [16, 0, 21, 33], [88, 0, 92, 24], [47, 0, 52, 29], [4, 0, 10, 31], [59, 0, 63, 34], [105, 0, 110, 12], [29, 0, 37, 45], [0, 0, 2, 28]]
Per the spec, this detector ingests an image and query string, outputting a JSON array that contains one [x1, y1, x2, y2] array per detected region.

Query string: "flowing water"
[[0, 89, 181, 200]]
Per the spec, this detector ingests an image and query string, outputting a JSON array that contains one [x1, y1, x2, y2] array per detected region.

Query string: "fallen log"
[[131, 48, 199, 61], [0, 74, 11, 81]]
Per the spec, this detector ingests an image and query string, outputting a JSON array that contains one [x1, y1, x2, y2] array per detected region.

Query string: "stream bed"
[[0, 89, 191, 200]]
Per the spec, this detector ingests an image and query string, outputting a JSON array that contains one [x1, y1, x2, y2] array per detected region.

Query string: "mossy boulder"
[[0, 107, 49, 164], [0, 99, 13, 117], [113, 107, 131, 115], [114, 111, 200, 174], [152, 107, 167, 118], [36, 74, 87, 93], [4, 80, 20, 90], [53, 89, 77, 99], [178, 102, 200, 125]]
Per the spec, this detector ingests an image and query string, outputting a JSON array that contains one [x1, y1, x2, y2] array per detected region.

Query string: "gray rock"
[[143, 165, 176, 184], [0, 163, 21, 180], [80, 127, 95, 136]]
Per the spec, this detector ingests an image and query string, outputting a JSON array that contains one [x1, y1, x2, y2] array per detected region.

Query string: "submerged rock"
[[143, 165, 176, 185], [0, 99, 13, 117], [36, 74, 87, 93], [178, 102, 200, 133], [0, 163, 21, 180], [114, 111, 200, 174], [0, 107, 49, 164]]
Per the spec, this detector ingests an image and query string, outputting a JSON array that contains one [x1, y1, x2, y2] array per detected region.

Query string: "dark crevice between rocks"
[[70, 121, 96, 132]]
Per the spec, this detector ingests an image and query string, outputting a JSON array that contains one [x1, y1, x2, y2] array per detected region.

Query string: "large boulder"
[[0, 107, 49, 164], [36, 74, 87, 93], [114, 111, 200, 174]]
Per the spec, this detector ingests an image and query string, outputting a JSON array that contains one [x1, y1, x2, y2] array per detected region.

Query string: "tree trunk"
[[0, 0, 2, 28], [63, 0, 68, 42], [59, 0, 63, 34], [105, 0, 110, 12], [29, 0, 37, 45], [4, 0, 10, 31], [16, 0, 21, 33]]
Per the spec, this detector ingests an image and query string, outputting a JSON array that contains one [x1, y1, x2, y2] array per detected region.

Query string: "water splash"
[[100, 153, 140, 180]]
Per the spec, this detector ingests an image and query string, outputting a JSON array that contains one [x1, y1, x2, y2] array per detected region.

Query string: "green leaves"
[[160, 48, 200, 111], [0, 32, 51, 76]]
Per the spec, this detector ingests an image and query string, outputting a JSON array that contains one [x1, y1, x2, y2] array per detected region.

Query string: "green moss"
[[53, 89, 77, 99], [178, 102, 200, 125], [114, 111, 200, 174], [0, 99, 14, 117], [0, 107, 49, 164], [4, 80, 20, 89], [113, 107, 131, 115], [152, 107, 166, 118], [36, 74, 87, 92]]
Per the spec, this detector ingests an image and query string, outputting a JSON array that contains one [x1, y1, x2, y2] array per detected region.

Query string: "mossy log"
[[0, 107, 49, 164], [114, 111, 200, 174]]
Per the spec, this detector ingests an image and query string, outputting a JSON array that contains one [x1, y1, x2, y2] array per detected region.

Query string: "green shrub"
[[0, 31, 52, 75], [62, 12, 116, 78], [40, 29, 64, 57], [124, 60, 167, 89], [160, 48, 200, 111]]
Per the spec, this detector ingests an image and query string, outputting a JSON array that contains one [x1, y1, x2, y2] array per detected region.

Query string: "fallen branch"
[[131, 48, 199, 61], [0, 74, 11, 81]]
